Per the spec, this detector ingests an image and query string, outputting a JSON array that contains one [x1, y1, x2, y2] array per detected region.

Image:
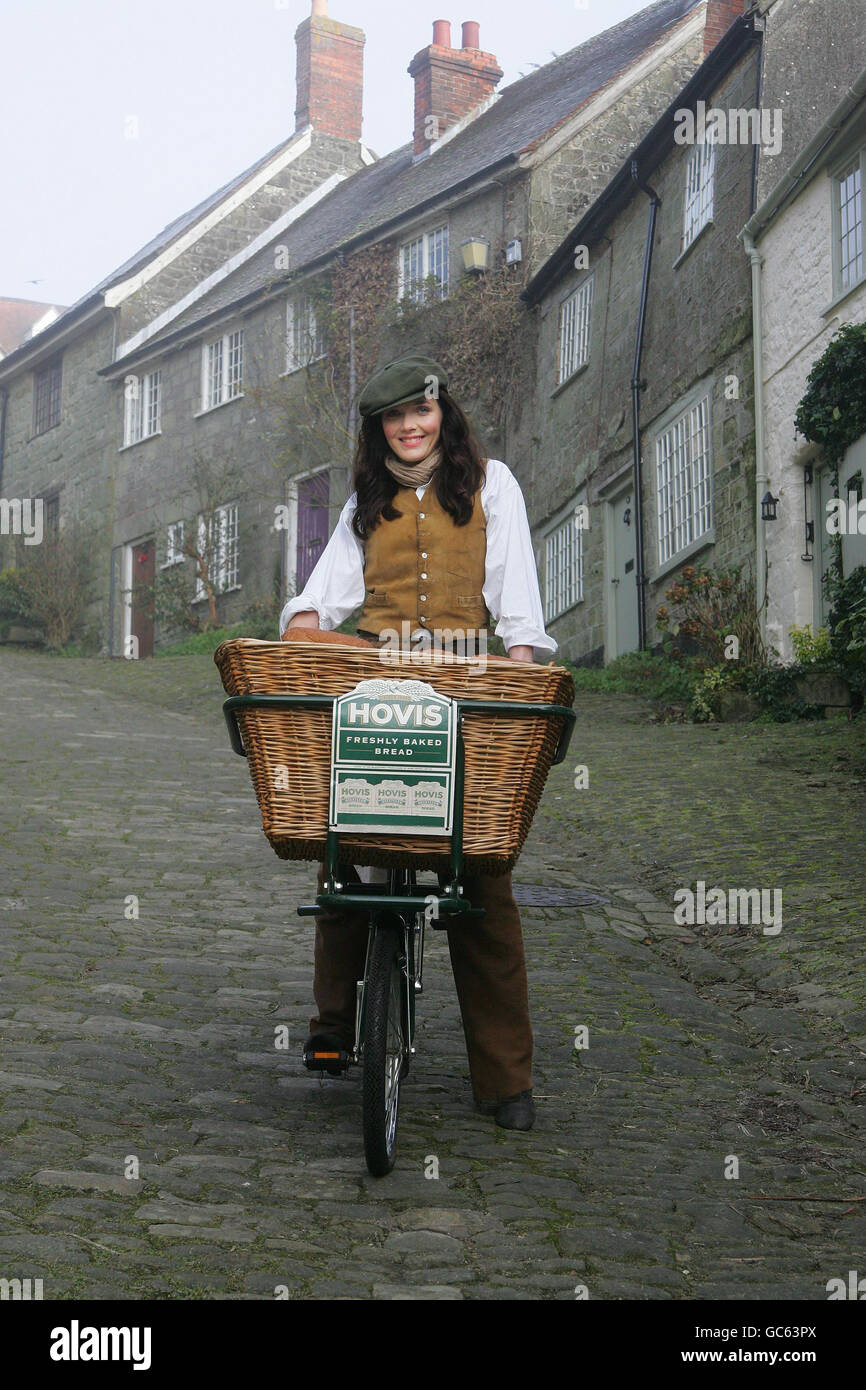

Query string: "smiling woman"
[[280, 352, 556, 1129]]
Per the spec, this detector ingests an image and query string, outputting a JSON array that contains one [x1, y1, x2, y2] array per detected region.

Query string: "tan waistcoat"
[[359, 484, 490, 637]]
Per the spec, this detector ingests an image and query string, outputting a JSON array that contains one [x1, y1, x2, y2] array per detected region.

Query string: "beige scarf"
[[384, 444, 442, 489]]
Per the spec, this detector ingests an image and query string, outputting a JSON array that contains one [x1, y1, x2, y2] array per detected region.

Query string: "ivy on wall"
[[795, 322, 866, 464]]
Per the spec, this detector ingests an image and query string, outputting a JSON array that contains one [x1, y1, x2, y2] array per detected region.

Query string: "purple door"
[[296, 472, 330, 590]]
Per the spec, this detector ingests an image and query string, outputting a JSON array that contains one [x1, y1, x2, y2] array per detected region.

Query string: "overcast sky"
[[1, 0, 658, 306]]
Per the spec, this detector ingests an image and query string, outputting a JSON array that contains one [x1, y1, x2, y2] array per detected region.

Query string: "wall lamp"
[[761, 491, 779, 521], [460, 236, 490, 273]]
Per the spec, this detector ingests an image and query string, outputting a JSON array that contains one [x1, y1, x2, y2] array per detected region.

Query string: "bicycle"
[[223, 687, 575, 1176]]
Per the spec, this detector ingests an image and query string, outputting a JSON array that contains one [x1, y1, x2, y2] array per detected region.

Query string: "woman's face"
[[380, 397, 443, 463]]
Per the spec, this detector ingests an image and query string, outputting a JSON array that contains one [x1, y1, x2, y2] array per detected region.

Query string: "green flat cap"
[[358, 354, 449, 417]]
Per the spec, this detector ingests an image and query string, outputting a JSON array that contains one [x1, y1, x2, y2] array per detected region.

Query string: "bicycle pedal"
[[303, 1047, 351, 1077]]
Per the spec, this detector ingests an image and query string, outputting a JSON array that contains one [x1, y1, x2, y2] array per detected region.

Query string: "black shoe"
[[475, 1089, 536, 1130], [303, 1030, 352, 1076]]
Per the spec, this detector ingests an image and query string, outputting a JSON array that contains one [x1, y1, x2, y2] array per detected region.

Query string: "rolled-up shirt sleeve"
[[278, 495, 366, 635], [482, 461, 558, 660]]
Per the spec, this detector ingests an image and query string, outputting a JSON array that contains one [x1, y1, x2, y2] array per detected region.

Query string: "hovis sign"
[[329, 678, 457, 834]]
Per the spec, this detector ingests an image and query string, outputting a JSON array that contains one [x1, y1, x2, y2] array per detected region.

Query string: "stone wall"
[[755, 0, 866, 208]]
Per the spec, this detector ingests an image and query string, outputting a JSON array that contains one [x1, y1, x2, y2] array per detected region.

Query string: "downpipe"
[[630, 161, 661, 653]]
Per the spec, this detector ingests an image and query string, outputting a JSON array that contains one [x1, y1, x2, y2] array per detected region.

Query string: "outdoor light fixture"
[[460, 236, 490, 273], [761, 491, 779, 521]]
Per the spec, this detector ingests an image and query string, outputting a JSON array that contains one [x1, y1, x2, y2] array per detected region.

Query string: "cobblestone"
[[0, 651, 862, 1300]]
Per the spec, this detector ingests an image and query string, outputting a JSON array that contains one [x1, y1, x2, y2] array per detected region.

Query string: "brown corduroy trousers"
[[309, 861, 533, 1103]]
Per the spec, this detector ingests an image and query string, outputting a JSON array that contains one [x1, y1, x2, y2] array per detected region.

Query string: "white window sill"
[[652, 527, 716, 583], [195, 394, 244, 419], [119, 430, 162, 453], [159, 557, 185, 570], [551, 361, 590, 398], [673, 217, 714, 270], [822, 272, 866, 317]]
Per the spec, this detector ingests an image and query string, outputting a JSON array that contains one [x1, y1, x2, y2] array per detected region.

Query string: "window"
[[163, 521, 185, 568], [655, 394, 712, 566], [557, 277, 594, 385], [545, 511, 585, 621], [42, 493, 60, 537], [202, 330, 243, 410], [834, 154, 864, 294], [682, 140, 715, 252], [399, 225, 449, 304], [194, 503, 239, 599], [33, 358, 62, 435], [124, 369, 161, 445], [286, 294, 325, 372]]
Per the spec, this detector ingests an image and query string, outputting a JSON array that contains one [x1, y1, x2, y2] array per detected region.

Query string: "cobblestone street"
[[1, 648, 864, 1300]]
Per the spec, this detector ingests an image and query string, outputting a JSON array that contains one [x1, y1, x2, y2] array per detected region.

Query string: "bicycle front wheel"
[[362, 924, 406, 1177]]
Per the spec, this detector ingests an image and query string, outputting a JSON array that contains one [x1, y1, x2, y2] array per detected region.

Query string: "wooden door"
[[296, 472, 330, 590]]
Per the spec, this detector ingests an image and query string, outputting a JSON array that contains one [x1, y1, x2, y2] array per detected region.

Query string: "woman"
[[280, 354, 557, 1131]]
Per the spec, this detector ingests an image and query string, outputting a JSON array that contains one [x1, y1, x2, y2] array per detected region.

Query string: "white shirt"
[[279, 458, 557, 660]]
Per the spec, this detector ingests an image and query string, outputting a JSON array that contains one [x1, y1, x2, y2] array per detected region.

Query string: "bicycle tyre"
[[362, 924, 406, 1177]]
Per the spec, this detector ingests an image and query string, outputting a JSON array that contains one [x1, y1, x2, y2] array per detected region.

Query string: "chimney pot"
[[311, 0, 328, 14], [432, 19, 451, 48], [462, 21, 480, 50]]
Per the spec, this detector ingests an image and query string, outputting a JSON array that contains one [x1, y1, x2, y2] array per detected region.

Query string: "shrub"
[[655, 563, 765, 667], [824, 564, 866, 692], [788, 624, 833, 666]]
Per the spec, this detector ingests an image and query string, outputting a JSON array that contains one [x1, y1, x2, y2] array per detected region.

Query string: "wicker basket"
[[214, 631, 575, 876]]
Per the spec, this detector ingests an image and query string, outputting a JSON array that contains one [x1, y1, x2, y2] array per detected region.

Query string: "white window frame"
[[544, 504, 586, 622], [286, 294, 326, 373], [682, 139, 716, 252], [557, 276, 594, 386], [201, 329, 243, 411], [655, 391, 713, 568], [194, 502, 239, 600], [162, 520, 185, 569], [831, 147, 864, 297], [123, 369, 161, 446], [398, 225, 449, 305]]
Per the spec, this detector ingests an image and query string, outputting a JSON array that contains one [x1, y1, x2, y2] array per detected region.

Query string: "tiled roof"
[[0, 298, 67, 356]]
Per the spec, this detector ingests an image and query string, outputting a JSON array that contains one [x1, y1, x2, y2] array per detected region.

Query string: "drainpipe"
[[630, 161, 661, 652], [741, 228, 768, 640], [0, 384, 7, 494]]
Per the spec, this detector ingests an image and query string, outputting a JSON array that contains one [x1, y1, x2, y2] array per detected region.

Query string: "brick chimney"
[[295, 0, 365, 142], [703, 0, 747, 56], [409, 19, 503, 156]]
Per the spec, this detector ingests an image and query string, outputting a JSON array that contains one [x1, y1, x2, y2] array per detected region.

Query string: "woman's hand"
[[281, 610, 320, 639], [507, 644, 534, 663]]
